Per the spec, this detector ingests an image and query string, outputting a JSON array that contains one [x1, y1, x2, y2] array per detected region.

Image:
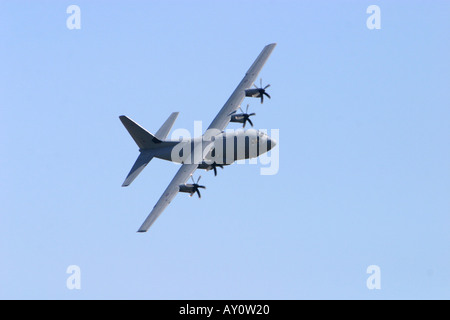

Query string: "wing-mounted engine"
[[179, 176, 206, 198], [245, 78, 271, 104], [229, 104, 256, 128], [198, 161, 226, 176]]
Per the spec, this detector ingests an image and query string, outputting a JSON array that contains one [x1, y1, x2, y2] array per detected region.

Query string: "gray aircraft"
[[120, 43, 277, 232]]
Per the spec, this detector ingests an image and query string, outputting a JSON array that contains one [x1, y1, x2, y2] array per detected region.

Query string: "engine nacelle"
[[245, 88, 261, 98], [230, 113, 246, 124], [179, 184, 196, 194], [198, 161, 227, 176], [245, 79, 271, 103], [179, 176, 205, 198]]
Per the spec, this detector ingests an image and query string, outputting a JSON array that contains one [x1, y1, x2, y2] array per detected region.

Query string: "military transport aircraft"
[[120, 43, 277, 232]]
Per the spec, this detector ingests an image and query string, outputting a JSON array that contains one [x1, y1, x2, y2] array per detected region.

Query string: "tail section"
[[120, 113, 179, 187], [119, 116, 163, 150], [155, 112, 179, 140], [122, 151, 155, 187]]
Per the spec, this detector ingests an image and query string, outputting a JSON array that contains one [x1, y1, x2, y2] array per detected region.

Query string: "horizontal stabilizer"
[[122, 151, 154, 187], [119, 116, 162, 150]]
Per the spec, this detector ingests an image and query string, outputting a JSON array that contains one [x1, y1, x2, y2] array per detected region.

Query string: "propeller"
[[254, 78, 271, 104], [210, 162, 224, 176], [190, 175, 206, 198], [229, 104, 256, 128]]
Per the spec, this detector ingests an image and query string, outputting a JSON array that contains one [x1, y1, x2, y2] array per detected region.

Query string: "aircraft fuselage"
[[150, 129, 276, 166]]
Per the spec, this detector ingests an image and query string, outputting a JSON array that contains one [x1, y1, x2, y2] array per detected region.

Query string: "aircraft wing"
[[137, 163, 198, 232], [136, 43, 276, 232], [204, 43, 277, 138]]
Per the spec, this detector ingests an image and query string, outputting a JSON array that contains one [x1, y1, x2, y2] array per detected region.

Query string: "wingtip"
[[171, 111, 180, 119]]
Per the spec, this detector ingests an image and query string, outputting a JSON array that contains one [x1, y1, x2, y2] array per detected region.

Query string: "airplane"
[[120, 43, 277, 232]]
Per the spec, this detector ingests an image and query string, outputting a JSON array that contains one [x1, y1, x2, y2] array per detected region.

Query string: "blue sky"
[[1, 0, 449, 299]]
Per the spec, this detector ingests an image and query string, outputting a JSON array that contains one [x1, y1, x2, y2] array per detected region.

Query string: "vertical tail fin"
[[155, 112, 179, 140]]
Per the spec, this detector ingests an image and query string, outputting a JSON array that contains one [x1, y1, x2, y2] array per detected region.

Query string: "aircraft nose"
[[268, 137, 277, 150]]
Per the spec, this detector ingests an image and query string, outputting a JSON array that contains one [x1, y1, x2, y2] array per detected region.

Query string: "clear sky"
[[1, 0, 449, 299]]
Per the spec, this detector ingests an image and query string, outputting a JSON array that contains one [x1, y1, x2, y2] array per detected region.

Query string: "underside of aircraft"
[[120, 43, 277, 232]]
